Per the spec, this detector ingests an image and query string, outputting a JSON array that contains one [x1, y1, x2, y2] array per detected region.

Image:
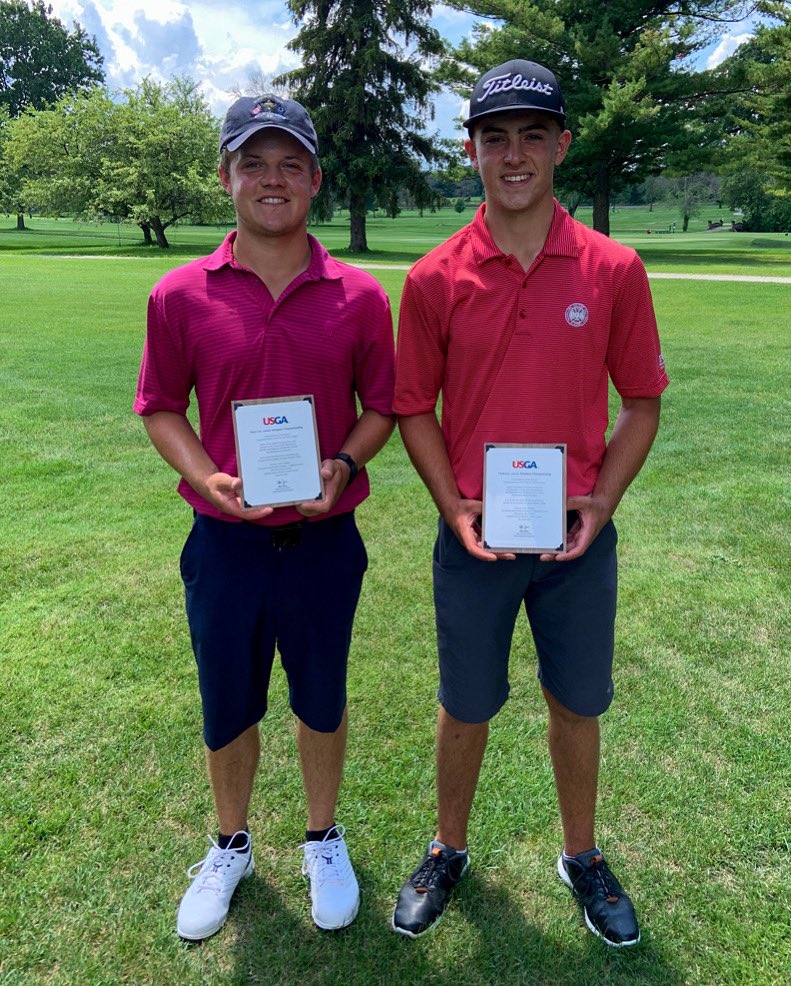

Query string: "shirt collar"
[[470, 199, 580, 265], [201, 230, 342, 281]]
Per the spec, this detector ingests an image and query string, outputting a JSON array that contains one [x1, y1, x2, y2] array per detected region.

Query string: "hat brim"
[[463, 103, 566, 129], [225, 122, 317, 155]]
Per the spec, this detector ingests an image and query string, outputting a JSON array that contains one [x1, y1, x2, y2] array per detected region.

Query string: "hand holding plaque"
[[231, 395, 324, 509], [482, 444, 567, 554]]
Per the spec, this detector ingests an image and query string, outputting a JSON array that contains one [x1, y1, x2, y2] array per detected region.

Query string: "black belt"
[[270, 521, 304, 548], [265, 513, 348, 548]]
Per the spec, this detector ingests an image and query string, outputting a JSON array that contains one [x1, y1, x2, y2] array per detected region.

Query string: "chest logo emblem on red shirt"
[[565, 303, 589, 327]]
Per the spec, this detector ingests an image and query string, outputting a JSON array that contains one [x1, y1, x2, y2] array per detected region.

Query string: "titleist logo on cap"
[[477, 72, 554, 103]]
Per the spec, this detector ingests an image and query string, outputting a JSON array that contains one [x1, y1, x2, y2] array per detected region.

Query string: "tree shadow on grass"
[[218, 860, 684, 986]]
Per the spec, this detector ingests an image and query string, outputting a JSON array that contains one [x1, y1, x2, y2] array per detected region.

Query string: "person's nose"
[[503, 137, 524, 165]]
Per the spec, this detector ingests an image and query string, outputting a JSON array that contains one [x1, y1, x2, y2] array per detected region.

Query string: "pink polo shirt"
[[135, 232, 395, 525], [394, 201, 668, 499]]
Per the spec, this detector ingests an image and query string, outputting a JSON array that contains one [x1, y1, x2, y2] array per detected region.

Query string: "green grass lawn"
[[1, 237, 789, 985], [2, 206, 790, 276]]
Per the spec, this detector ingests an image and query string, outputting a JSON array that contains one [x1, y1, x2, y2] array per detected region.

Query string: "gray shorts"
[[433, 516, 618, 722]]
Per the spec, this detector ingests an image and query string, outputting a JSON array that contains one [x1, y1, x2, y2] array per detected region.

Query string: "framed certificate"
[[482, 443, 567, 554], [231, 395, 324, 509]]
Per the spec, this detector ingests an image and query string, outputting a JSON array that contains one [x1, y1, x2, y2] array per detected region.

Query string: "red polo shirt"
[[394, 201, 668, 499], [135, 232, 395, 525]]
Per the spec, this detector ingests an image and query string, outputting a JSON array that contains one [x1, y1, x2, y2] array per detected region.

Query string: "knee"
[[542, 686, 597, 726]]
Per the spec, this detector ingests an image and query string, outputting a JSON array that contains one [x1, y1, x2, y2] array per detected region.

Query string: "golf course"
[[1, 205, 789, 985]]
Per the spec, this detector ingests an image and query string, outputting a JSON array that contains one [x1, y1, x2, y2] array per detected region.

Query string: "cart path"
[[27, 255, 791, 283]]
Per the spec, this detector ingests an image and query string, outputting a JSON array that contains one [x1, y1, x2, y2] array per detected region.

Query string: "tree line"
[[1, 0, 789, 249]]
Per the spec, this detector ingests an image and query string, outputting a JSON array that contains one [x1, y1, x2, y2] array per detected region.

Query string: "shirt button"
[[522, 280, 528, 289], [519, 310, 527, 318]]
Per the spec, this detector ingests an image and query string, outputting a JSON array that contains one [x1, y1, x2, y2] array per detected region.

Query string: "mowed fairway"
[[0, 235, 789, 986]]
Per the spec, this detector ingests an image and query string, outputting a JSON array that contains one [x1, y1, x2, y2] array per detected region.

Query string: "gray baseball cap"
[[219, 94, 319, 155], [463, 59, 566, 131]]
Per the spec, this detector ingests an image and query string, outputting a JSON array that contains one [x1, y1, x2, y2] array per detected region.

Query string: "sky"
[[47, 0, 760, 140]]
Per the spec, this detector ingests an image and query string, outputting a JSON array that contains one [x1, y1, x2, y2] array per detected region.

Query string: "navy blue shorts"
[[433, 515, 618, 722], [180, 512, 367, 751]]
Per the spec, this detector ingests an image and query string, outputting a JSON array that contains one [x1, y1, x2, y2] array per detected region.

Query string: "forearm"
[[142, 411, 219, 500], [593, 396, 662, 515], [398, 412, 509, 561], [398, 412, 461, 521], [293, 409, 395, 517], [340, 409, 396, 470]]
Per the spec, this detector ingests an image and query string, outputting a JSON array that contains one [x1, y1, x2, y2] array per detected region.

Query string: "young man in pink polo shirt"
[[135, 95, 395, 940], [392, 60, 668, 944]]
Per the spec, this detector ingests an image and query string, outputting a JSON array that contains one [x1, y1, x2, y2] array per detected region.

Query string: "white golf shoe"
[[176, 832, 254, 940], [301, 825, 359, 930]]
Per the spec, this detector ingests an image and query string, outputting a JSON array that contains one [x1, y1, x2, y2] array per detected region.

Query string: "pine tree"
[[281, 0, 444, 251], [442, 0, 756, 234]]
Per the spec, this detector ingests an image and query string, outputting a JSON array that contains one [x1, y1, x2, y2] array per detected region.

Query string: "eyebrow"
[[480, 122, 550, 135], [240, 152, 305, 162]]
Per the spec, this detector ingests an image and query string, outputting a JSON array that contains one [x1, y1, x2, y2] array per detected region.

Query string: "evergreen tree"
[[280, 0, 444, 251], [713, 3, 791, 231], [442, 0, 755, 234]]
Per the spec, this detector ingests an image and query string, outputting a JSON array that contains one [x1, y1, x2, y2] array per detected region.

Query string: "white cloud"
[[47, 0, 300, 112], [705, 32, 753, 69]]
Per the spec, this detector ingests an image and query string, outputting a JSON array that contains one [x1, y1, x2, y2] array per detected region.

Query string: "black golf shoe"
[[392, 841, 470, 938], [557, 848, 640, 947]]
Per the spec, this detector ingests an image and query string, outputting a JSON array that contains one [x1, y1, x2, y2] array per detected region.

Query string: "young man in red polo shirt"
[[135, 95, 395, 940], [392, 60, 668, 945]]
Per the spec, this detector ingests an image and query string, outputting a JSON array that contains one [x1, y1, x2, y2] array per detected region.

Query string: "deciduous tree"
[[8, 78, 230, 247], [0, 0, 104, 228]]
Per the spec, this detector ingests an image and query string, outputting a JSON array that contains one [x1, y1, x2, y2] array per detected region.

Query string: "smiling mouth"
[[503, 174, 531, 183], [259, 196, 288, 204]]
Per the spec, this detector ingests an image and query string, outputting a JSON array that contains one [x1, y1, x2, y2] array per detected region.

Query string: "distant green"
[[2, 205, 790, 277]]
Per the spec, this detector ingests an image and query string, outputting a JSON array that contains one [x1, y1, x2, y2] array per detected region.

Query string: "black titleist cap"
[[219, 94, 319, 156], [463, 59, 565, 131]]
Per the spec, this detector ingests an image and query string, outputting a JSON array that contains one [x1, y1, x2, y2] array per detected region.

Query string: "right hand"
[[446, 498, 516, 562], [203, 472, 273, 521]]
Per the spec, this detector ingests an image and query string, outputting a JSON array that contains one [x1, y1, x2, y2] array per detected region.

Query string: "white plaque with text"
[[482, 443, 567, 554], [231, 395, 324, 509]]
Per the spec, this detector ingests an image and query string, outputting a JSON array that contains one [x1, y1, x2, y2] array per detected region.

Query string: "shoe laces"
[[300, 825, 352, 887], [187, 833, 249, 896], [584, 854, 623, 904], [411, 845, 454, 892]]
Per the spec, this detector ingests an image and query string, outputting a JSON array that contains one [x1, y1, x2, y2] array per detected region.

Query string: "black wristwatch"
[[334, 452, 358, 485]]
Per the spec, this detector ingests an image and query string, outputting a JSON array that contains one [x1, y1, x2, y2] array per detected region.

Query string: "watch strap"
[[334, 452, 358, 485]]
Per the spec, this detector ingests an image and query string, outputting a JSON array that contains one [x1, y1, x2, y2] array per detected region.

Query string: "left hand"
[[539, 494, 613, 563], [296, 458, 350, 517]]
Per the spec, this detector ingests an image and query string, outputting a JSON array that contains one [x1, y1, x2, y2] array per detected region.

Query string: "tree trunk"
[[592, 161, 610, 236], [139, 222, 153, 245], [348, 187, 368, 252], [682, 212, 690, 232], [149, 217, 170, 249], [16, 212, 26, 230]]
